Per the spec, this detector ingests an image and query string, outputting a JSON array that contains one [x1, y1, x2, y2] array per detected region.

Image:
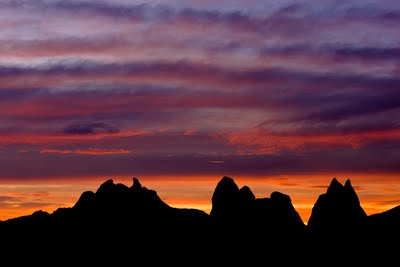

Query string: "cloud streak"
[[40, 148, 133, 155]]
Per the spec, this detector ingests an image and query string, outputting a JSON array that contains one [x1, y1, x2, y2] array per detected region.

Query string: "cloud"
[[1, 140, 400, 180], [0, 195, 20, 203], [3, 1, 399, 60], [40, 148, 133, 155], [208, 160, 225, 164], [1, 60, 398, 98], [220, 126, 400, 155], [62, 122, 119, 135], [0, 130, 151, 145], [0, 194, 57, 209], [261, 44, 400, 67]]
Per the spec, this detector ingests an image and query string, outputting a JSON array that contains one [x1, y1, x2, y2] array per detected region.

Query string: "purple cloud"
[[62, 122, 119, 135]]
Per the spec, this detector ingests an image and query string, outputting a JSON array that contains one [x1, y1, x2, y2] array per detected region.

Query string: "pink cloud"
[[222, 128, 400, 155], [208, 160, 225, 164]]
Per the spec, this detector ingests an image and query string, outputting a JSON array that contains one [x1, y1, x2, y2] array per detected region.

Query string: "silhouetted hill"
[[365, 204, 400, 243], [2, 177, 211, 238], [1, 176, 399, 263]]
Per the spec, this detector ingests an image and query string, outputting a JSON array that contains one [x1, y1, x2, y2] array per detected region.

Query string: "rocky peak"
[[326, 177, 343, 195], [210, 176, 240, 223], [209, 176, 305, 239], [96, 179, 115, 195], [307, 177, 367, 238], [270, 191, 291, 206], [238, 185, 256, 204], [131, 177, 142, 191], [212, 176, 240, 199]]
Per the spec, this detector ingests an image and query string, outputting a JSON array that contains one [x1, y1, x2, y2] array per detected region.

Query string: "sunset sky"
[[0, 0, 400, 224]]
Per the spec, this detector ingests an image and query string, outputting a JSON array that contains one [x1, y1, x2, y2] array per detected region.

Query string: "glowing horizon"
[[1, 172, 400, 224]]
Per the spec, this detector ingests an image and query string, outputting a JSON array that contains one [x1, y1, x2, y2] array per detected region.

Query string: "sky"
[[0, 0, 400, 223]]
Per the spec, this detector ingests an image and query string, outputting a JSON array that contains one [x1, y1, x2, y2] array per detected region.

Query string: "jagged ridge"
[[0, 176, 399, 263]]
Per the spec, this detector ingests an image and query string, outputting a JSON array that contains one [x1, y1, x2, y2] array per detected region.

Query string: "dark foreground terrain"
[[1, 176, 399, 264]]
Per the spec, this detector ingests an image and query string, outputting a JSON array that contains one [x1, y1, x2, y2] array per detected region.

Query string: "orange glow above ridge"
[[1, 172, 400, 224]]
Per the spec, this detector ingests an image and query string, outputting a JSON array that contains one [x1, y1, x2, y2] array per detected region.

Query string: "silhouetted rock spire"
[[131, 177, 142, 191], [326, 177, 343, 194], [307, 177, 367, 242], [210, 176, 305, 243], [210, 176, 240, 224]]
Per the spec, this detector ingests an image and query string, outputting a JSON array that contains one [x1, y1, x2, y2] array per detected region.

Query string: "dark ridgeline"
[[210, 176, 305, 248], [0, 176, 399, 264]]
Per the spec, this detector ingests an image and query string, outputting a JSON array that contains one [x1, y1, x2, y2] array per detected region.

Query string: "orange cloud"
[[40, 148, 133, 155], [0, 130, 150, 145], [184, 129, 196, 135]]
